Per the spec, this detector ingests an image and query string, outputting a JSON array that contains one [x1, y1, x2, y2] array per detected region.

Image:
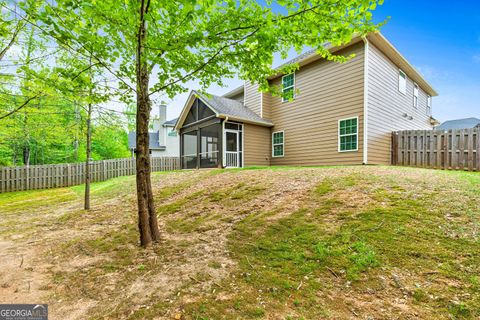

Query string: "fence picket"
[[393, 129, 479, 172], [0, 157, 179, 193]]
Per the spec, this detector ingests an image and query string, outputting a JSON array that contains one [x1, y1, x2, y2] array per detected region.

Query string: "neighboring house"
[[128, 104, 179, 157], [174, 32, 438, 169], [435, 117, 480, 130]]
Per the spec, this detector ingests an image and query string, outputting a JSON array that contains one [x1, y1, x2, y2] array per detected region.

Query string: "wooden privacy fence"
[[392, 129, 480, 171], [0, 156, 180, 193]]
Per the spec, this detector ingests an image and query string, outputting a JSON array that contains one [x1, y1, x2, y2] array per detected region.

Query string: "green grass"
[[182, 169, 480, 319], [2, 166, 479, 319]]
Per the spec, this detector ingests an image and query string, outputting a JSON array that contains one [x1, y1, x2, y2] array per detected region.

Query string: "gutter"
[[362, 36, 369, 165]]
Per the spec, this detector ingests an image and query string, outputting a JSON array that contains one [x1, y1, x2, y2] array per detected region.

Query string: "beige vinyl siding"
[[244, 123, 271, 166], [268, 42, 365, 166], [261, 92, 271, 120], [367, 43, 433, 165], [244, 81, 262, 116]]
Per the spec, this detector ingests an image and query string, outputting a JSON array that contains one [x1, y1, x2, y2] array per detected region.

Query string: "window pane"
[[182, 130, 197, 156], [200, 124, 220, 168], [182, 130, 198, 168], [225, 122, 239, 130], [184, 101, 198, 125], [282, 74, 294, 87], [197, 99, 215, 120], [339, 118, 357, 151], [274, 145, 283, 156], [398, 71, 406, 94]]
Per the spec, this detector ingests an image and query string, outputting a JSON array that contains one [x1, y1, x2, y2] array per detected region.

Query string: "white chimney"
[[159, 104, 167, 124], [158, 104, 167, 146]]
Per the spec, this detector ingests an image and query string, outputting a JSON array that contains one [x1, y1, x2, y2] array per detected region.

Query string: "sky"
[[164, 0, 480, 123]]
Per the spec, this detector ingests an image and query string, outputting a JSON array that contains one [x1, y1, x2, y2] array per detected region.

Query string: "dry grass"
[[0, 166, 479, 319]]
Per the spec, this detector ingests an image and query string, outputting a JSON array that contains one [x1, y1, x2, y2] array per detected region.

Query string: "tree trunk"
[[84, 102, 92, 210], [135, 0, 160, 247]]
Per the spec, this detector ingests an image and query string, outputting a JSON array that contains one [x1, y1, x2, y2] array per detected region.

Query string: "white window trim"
[[426, 95, 432, 116], [272, 130, 285, 157], [413, 83, 419, 108], [338, 116, 359, 153], [398, 69, 407, 95], [281, 73, 295, 102]]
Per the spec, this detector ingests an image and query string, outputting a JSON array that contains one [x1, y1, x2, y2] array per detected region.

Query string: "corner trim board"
[[362, 36, 369, 165]]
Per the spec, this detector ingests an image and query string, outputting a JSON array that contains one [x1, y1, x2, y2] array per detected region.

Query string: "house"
[[174, 32, 438, 169], [435, 117, 480, 130], [128, 104, 179, 157]]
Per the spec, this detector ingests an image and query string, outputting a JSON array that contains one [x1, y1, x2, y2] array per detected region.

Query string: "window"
[[427, 95, 432, 116], [398, 70, 406, 94], [272, 131, 284, 157], [168, 128, 177, 136], [282, 73, 295, 102], [338, 117, 358, 152], [413, 83, 419, 108]]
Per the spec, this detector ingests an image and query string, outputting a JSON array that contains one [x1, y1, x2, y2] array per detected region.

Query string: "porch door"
[[225, 130, 240, 168]]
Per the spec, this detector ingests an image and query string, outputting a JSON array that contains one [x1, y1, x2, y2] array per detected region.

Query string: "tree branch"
[[0, 20, 25, 61], [148, 28, 259, 96], [0, 93, 41, 120]]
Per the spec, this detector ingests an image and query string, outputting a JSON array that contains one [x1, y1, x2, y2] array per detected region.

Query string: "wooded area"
[[0, 156, 179, 193], [392, 129, 480, 171]]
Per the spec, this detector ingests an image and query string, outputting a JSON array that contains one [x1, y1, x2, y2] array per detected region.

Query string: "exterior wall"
[[228, 91, 244, 103], [163, 126, 180, 156], [268, 42, 366, 166], [244, 81, 262, 116], [367, 43, 433, 165], [244, 123, 271, 166], [149, 127, 179, 157]]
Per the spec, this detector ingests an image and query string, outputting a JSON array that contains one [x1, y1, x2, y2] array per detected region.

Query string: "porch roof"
[[176, 90, 273, 130]]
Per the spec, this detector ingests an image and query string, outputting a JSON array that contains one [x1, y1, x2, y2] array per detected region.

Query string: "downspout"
[[362, 36, 369, 165], [222, 116, 228, 167]]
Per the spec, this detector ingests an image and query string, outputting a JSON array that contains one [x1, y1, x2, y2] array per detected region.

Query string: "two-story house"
[[128, 104, 179, 157], [174, 32, 438, 169]]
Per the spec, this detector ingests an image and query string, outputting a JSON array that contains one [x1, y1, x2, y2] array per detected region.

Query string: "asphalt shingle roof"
[[195, 91, 273, 126], [128, 132, 165, 150], [435, 118, 480, 130], [163, 118, 178, 126]]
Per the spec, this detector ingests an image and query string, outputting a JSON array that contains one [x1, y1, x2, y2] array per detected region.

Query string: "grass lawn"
[[0, 166, 478, 319]]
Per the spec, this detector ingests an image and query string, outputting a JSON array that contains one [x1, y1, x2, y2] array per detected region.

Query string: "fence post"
[[102, 160, 107, 181]]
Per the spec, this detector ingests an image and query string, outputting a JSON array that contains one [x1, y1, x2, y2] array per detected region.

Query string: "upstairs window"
[[339, 117, 358, 152], [413, 83, 419, 108], [282, 73, 295, 102], [427, 95, 432, 116], [398, 70, 406, 95], [272, 131, 284, 157]]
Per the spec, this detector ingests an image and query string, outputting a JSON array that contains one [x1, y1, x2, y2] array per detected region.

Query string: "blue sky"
[[165, 0, 480, 123]]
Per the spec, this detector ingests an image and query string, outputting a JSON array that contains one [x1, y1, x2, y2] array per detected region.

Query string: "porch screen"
[[200, 124, 220, 168], [182, 130, 197, 169]]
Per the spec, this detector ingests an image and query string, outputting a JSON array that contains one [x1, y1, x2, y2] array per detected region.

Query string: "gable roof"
[[175, 90, 273, 130], [435, 118, 480, 130], [128, 132, 166, 150]]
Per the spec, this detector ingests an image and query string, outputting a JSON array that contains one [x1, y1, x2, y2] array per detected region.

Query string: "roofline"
[[222, 85, 244, 98], [175, 90, 274, 130], [266, 32, 438, 97], [216, 114, 273, 127], [174, 90, 220, 131], [367, 32, 438, 96]]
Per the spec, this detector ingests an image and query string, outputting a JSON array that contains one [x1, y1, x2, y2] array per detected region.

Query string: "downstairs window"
[[339, 117, 358, 152]]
